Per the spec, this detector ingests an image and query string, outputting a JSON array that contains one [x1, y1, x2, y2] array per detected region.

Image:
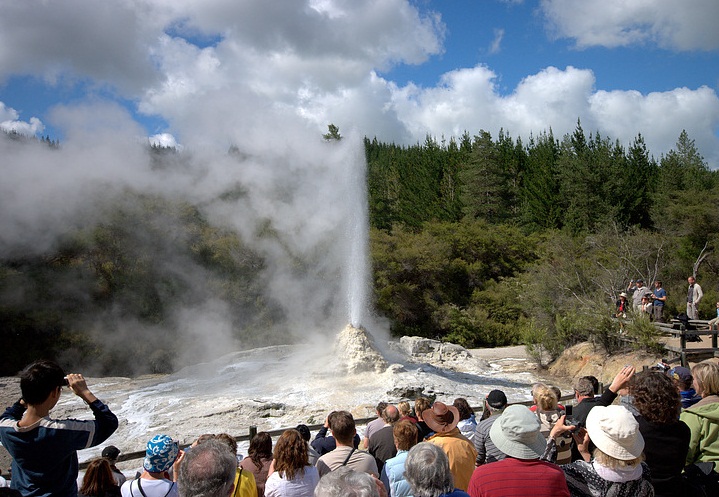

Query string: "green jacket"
[[679, 395, 719, 465]]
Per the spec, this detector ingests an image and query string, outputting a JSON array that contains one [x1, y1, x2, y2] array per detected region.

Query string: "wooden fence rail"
[[654, 319, 719, 367]]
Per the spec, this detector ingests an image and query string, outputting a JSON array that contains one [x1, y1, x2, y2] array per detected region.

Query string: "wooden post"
[[249, 426, 257, 439]]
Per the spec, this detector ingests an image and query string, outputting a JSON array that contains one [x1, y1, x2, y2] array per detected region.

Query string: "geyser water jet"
[[344, 142, 370, 329]]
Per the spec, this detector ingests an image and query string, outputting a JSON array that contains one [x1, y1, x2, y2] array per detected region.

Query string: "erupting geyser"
[[344, 140, 370, 329]]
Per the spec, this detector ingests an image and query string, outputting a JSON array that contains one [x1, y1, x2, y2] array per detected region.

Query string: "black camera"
[[564, 405, 581, 432]]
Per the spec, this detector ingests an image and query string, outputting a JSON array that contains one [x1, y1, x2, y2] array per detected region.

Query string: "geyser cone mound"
[[334, 324, 388, 374]]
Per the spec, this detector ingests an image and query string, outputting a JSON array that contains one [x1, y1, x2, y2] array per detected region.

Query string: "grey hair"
[[314, 467, 379, 497], [404, 443, 454, 497], [573, 377, 595, 397], [178, 439, 237, 497]]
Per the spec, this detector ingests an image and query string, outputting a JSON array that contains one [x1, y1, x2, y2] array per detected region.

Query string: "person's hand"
[[372, 476, 388, 497], [323, 416, 330, 429], [549, 415, 574, 439], [172, 450, 186, 481], [609, 365, 635, 393], [573, 428, 591, 462], [66, 373, 97, 403]]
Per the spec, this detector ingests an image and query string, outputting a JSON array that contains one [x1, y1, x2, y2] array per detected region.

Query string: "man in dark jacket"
[[0, 360, 118, 497], [569, 365, 635, 461]]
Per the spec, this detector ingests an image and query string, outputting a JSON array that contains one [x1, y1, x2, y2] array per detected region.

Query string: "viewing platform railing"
[[83, 395, 577, 470]]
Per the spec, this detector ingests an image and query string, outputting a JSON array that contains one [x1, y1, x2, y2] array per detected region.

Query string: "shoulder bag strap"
[[232, 468, 242, 497], [136, 477, 175, 497], [341, 447, 356, 466]]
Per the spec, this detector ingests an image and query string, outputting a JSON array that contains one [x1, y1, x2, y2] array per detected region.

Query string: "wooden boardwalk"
[[654, 319, 719, 367]]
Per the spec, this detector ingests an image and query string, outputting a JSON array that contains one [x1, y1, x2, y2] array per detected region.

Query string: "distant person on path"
[[640, 293, 654, 317], [708, 302, 719, 330], [687, 276, 703, 320], [615, 292, 629, 319], [627, 279, 648, 313], [652, 281, 667, 322], [0, 360, 119, 497]]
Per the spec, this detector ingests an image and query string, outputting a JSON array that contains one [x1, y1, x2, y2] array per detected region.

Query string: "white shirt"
[[121, 478, 179, 497], [264, 466, 319, 497]]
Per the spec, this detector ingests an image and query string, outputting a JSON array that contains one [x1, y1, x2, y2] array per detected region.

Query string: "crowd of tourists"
[[1, 358, 719, 497]]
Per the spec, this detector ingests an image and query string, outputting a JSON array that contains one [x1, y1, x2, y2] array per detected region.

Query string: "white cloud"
[[0, 102, 45, 136], [149, 133, 179, 148], [0, 0, 159, 92], [540, 0, 719, 50], [384, 65, 719, 166], [489, 28, 504, 55], [0, 0, 717, 168]]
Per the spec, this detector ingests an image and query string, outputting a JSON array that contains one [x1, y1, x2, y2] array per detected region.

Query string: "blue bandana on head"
[[143, 434, 179, 473]]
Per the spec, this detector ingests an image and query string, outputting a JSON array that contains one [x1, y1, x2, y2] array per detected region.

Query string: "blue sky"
[[1, 0, 718, 164], [389, 1, 717, 95]]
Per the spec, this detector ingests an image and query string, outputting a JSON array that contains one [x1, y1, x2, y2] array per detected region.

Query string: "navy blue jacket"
[[0, 399, 118, 497]]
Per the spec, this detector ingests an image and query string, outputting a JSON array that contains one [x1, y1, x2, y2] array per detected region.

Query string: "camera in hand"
[[564, 405, 583, 432]]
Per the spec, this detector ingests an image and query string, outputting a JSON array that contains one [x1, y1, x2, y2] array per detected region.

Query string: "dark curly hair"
[[631, 371, 681, 424]]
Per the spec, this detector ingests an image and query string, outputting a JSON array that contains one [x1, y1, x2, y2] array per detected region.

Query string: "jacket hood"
[[684, 396, 719, 421]]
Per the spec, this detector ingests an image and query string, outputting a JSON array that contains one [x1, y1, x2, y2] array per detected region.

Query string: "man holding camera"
[[0, 359, 118, 497]]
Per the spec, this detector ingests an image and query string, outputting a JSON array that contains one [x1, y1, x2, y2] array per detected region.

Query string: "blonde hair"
[[534, 385, 558, 411], [593, 448, 643, 470], [692, 362, 719, 396], [398, 401, 411, 417]]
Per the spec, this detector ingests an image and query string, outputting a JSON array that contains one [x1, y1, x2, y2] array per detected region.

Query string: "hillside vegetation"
[[1, 123, 718, 375]]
